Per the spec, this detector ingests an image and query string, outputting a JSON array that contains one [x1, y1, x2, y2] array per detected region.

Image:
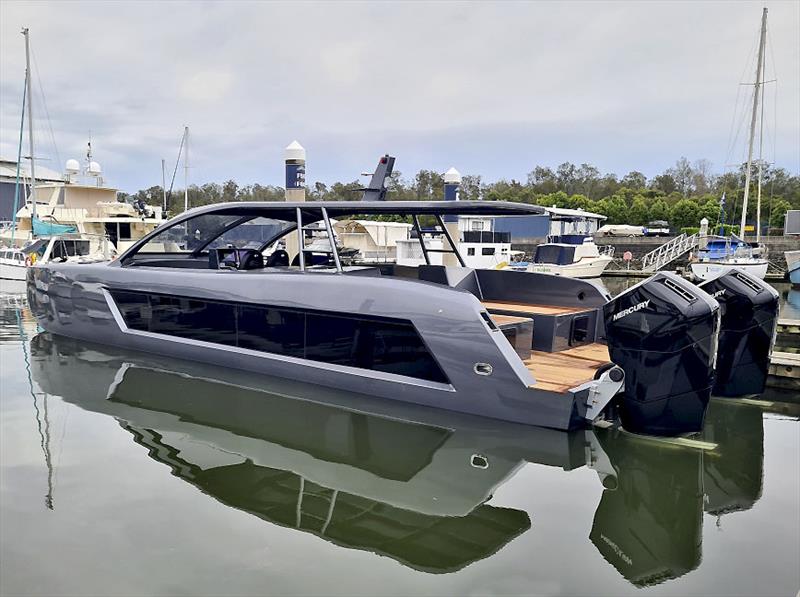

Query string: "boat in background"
[[0, 28, 164, 253], [525, 207, 613, 278], [0, 152, 164, 252], [0, 234, 112, 283], [689, 8, 772, 282], [690, 235, 768, 281], [786, 250, 800, 287]]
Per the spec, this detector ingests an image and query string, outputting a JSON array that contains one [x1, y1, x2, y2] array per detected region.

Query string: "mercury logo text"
[[612, 299, 650, 321]]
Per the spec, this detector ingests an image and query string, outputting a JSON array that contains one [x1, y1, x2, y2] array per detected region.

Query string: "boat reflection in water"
[[28, 332, 771, 581]]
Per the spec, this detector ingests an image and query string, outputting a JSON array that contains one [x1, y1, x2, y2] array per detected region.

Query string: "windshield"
[[134, 214, 295, 254]]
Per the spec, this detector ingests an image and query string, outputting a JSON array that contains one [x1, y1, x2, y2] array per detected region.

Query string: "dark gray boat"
[[25, 200, 776, 436]]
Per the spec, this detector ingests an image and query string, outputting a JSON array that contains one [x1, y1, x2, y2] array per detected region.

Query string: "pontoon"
[[26, 200, 778, 436]]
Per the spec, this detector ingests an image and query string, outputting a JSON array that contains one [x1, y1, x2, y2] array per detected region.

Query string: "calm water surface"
[[1, 282, 798, 597]]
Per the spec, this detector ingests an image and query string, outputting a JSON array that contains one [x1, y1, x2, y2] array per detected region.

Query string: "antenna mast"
[[739, 7, 768, 238], [161, 158, 167, 212], [184, 126, 189, 213], [23, 28, 37, 225]]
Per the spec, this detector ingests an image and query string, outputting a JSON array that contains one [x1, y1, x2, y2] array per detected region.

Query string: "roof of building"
[[0, 158, 64, 183]]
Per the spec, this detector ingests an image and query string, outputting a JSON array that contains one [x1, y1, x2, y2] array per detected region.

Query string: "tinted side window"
[[109, 291, 447, 383], [238, 305, 304, 358]]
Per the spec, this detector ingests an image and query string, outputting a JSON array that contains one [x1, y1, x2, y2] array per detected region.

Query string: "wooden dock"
[[768, 318, 800, 391]]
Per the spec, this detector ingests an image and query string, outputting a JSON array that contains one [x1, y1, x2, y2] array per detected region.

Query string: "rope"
[[30, 45, 61, 172], [11, 74, 27, 244]]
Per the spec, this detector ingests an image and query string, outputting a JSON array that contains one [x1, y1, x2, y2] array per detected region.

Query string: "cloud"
[[0, 0, 797, 192]]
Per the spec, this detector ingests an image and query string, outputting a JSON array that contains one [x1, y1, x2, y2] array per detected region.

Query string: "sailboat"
[[690, 8, 771, 282], [0, 28, 164, 254]]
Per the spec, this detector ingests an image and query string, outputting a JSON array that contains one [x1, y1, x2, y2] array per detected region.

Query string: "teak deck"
[[489, 314, 535, 328], [481, 300, 592, 316], [524, 344, 611, 393], [483, 301, 610, 393]]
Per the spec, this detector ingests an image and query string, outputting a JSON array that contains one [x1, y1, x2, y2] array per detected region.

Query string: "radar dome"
[[88, 161, 102, 176], [65, 159, 80, 174]]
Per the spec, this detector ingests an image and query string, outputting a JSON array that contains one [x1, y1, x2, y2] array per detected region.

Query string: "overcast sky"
[[1, 1, 798, 193]]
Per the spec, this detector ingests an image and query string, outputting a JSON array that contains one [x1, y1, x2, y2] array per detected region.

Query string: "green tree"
[[605, 195, 629, 224], [648, 198, 670, 222], [621, 171, 647, 190], [670, 199, 701, 229], [699, 198, 721, 226], [629, 196, 649, 225], [651, 173, 677, 195], [769, 199, 792, 229]]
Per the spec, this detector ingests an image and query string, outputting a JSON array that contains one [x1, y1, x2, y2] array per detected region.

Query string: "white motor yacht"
[[526, 207, 613, 278]]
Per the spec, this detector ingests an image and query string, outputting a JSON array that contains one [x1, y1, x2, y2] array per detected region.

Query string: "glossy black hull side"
[[699, 269, 780, 397], [603, 272, 720, 436]]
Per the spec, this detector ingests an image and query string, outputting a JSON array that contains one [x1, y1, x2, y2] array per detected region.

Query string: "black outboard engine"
[[699, 269, 779, 397], [603, 272, 720, 436]]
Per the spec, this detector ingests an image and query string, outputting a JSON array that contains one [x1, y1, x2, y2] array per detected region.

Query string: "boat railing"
[[599, 244, 615, 258]]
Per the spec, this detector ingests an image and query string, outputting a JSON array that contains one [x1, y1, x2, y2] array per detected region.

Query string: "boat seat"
[[482, 300, 598, 353], [291, 252, 333, 267], [210, 248, 264, 270], [265, 250, 290, 267], [489, 314, 533, 359]]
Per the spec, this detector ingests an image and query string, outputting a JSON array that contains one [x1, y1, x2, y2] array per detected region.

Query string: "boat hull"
[[526, 256, 613, 279], [689, 260, 768, 282], [26, 261, 588, 432], [0, 261, 26, 282], [787, 251, 800, 287]]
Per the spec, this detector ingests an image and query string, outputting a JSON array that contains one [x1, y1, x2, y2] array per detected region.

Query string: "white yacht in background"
[[396, 214, 514, 269], [0, 153, 165, 252], [1, 28, 164, 253], [525, 207, 613, 278], [0, 234, 111, 283]]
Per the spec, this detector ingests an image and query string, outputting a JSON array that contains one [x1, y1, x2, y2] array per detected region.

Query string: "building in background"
[[0, 158, 64, 222]]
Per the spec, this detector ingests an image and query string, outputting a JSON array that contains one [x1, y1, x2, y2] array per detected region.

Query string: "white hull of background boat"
[[525, 256, 613, 279], [690, 259, 768, 282], [0, 261, 26, 282]]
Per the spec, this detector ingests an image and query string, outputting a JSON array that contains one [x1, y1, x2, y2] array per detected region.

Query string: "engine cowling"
[[603, 272, 720, 436], [699, 269, 779, 397]]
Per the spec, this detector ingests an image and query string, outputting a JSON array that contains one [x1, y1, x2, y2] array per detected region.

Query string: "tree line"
[[122, 157, 800, 233]]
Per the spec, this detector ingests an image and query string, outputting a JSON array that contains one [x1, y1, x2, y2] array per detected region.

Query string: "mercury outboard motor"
[[699, 269, 779, 397], [603, 272, 720, 436]]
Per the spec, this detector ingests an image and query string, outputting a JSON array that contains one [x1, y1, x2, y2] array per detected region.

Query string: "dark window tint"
[[481, 247, 495, 256], [110, 291, 447, 383], [467, 248, 475, 256]]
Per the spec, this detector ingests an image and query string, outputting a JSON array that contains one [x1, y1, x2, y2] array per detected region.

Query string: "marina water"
[[1, 280, 798, 596]]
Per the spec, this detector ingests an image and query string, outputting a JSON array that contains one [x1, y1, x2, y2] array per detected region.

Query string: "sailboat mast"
[[739, 7, 768, 238], [184, 126, 189, 213], [755, 69, 766, 243], [23, 28, 37, 225]]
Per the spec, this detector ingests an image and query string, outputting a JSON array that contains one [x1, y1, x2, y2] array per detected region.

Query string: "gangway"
[[640, 233, 699, 272]]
